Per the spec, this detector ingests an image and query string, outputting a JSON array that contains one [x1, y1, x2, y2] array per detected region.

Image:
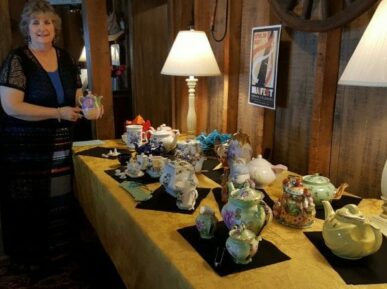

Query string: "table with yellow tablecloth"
[[73, 140, 387, 289]]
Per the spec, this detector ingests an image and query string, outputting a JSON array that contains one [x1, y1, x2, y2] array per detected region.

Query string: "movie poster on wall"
[[248, 25, 281, 110]]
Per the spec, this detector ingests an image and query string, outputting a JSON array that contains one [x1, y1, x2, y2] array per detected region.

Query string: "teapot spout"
[[227, 182, 236, 194], [322, 200, 334, 221], [334, 183, 349, 200]]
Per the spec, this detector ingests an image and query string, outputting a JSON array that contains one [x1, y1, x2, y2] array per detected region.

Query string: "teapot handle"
[[257, 200, 273, 236]]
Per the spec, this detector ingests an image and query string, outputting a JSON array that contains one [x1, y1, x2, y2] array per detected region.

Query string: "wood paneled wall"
[[130, 0, 172, 128]]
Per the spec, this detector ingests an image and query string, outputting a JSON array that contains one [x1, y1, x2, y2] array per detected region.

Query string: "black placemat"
[[304, 231, 387, 285], [104, 168, 159, 185], [212, 187, 274, 212], [178, 221, 290, 276], [315, 195, 362, 220], [136, 186, 211, 214], [202, 158, 220, 171], [75, 146, 130, 159]]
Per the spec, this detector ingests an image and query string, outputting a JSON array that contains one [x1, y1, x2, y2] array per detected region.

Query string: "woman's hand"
[[58, 106, 82, 122]]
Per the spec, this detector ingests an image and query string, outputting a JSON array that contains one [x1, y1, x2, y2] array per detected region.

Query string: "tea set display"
[[117, 124, 384, 264]]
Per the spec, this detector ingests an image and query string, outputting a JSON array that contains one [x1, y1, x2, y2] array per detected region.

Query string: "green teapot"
[[302, 174, 348, 207], [322, 200, 383, 259]]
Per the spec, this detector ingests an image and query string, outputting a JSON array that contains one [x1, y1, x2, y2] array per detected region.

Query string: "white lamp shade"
[[161, 30, 221, 76], [338, 0, 387, 87]]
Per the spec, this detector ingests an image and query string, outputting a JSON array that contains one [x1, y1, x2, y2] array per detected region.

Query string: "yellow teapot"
[[322, 200, 383, 259]]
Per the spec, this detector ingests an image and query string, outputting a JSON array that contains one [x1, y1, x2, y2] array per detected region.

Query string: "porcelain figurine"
[[136, 153, 149, 170], [79, 90, 103, 120], [322, 200, 383, 259], [302, 174, 348, 207], [149, 125, 180, 153], [225, 224, 262, 264], [159, 160, 198, 198], [229, 158, 251, 187], [226, 130, 253, 168], [221, 182, 272, 235], [126, 158, 144, 178], [248, 155, 287, 189], [273, 176, 316, 228], [195, 206, 218, 239]]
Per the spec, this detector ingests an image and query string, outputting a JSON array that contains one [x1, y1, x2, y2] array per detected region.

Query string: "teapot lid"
[[303, 173, 331, 185], [229, 224, 255, 241], [230, 184, 263, 201], [283, 176, 306, 196]]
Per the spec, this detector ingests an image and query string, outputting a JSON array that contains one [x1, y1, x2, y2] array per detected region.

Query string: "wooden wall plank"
[[308, 28, 342, 176], [82, 0, 115, 139], [223, 0, 242, 133], [237, 0, 271, 154], [0, 0, 11, 62], [272, 30, 317, 174], [130, 0, 172, 128]]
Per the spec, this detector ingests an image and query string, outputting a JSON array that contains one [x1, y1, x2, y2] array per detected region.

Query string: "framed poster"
[[248, 25, 281, 110]]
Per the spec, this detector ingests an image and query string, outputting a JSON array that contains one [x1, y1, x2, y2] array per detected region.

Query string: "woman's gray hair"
[[19, 0, 62, 43]]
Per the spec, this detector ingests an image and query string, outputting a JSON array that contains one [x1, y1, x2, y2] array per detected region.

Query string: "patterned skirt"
[[0, 121, 77, 265]]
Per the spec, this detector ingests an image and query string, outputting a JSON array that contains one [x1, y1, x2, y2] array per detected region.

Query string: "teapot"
[[175, 139, 205, 172], [149, 125, 180, 153], [248, 155, 287, 189], [322, 200, 383, 259], [221, 182, 272, 235], [79, 90, 103, 120], [225, 224, 262, 264], [302, 174, 348, 207], [195, 206, 218, 239], [159, 160, 198, 198], [273, 176, 315, 228]]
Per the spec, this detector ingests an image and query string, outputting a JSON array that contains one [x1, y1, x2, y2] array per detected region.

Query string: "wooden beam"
[[0, 0, 11, 61], [223, 0, 242, 133], [308, 28, 342, 175], [82, 0, 115, 139]]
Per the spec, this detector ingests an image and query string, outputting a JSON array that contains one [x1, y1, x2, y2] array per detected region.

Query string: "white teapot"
[[248, 155, 287, 188], [159, 160, 198, 198], [149, 124, 180, 152]]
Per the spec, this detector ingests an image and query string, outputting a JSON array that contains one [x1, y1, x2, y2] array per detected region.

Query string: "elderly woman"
[[0, 0, 86, 272]]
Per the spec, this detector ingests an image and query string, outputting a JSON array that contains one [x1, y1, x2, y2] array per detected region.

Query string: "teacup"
[[126, 125, 147, 149], [147, 155, 167, 178]]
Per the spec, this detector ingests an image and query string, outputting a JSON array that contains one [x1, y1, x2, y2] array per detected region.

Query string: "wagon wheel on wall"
[[268, 0, 379, 32]]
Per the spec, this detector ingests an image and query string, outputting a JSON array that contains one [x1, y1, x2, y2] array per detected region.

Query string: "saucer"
[[125, 170, 145, 178]]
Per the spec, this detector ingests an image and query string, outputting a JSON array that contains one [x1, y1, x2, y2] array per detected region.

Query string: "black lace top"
[[0, 45, 81, 114]]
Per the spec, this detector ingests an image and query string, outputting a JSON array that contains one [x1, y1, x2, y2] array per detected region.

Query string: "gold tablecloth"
[[73, 140, 387, 289]]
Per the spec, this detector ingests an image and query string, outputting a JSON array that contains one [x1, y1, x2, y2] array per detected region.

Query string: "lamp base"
[[186, 76, 198, 136]]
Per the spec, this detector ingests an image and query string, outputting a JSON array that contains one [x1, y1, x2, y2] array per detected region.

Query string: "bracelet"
[[57, 107, 61, 122]]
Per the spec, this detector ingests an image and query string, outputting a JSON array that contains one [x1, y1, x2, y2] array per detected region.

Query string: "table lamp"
[[161, 29, 221, 135], [338, 0, 387, 222]]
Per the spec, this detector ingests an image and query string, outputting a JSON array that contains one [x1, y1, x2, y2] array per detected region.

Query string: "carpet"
[[0, 225, 126, 289]]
